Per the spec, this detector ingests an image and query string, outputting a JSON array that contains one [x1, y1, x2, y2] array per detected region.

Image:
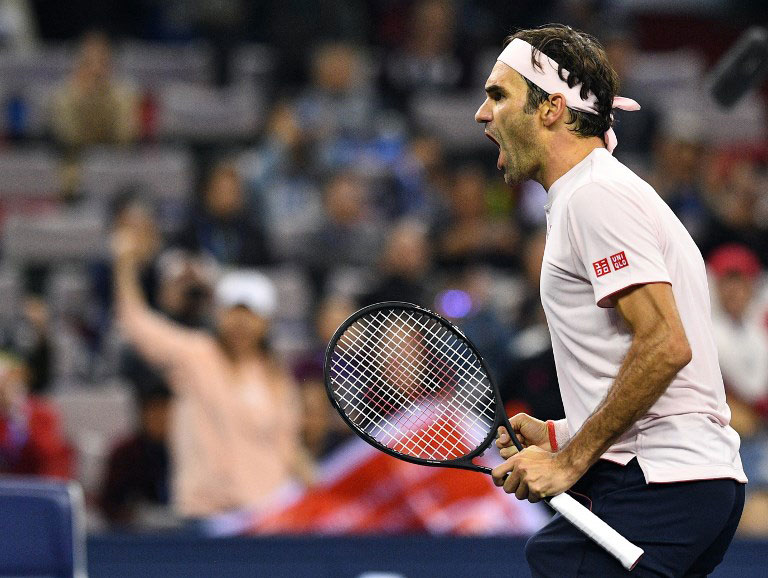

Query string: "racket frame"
[[324, 301, 520, 473]]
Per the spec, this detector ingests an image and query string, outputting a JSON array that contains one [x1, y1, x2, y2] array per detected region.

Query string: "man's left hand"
[[491, 446, 582, 502]]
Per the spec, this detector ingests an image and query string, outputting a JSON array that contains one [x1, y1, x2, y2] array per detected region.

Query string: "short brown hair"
[[505, 25, 619, 141]]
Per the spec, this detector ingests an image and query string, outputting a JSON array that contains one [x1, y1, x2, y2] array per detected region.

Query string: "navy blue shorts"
[[526, 458, 745, 577]]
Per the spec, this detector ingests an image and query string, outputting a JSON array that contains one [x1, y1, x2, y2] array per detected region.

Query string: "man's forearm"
[[557, 330, 690, 474]]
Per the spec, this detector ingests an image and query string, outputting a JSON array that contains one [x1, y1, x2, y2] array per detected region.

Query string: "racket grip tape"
[[548, 492, 644, 571]]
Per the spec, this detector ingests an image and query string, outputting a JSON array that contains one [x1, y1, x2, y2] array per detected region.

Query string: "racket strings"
[[329, 308, 497, 461], [336, 308, 492, 457], [336, 317, 470, 456], [383, 311, 496, 449], [340, 315, 477, 457], [397, 310, 498, 455], [401, 310, 496, 411], [344, 314, 482, 431], [349, 309, 493, 423]]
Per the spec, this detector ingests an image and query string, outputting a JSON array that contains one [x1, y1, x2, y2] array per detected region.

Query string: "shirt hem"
[[600, 454, 747, 484]]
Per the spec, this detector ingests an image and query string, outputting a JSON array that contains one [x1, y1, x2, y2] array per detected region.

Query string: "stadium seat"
[[630, 48, 705, 96], [0, 476, 87, 578], [115, 42, 214, 87], [2, 213, 106, 264], [409, 91, 488, 152], [0, 45, 75, 89], [0, 149, 62, 200], [156, 82, 265, 141], [231, 44, 277, 86], [658, 90, 767, 146], [0, 82, 58, 139], [79, 146, 193, 202], [0, 268, 22, 326], [51, 382, 137, 495]]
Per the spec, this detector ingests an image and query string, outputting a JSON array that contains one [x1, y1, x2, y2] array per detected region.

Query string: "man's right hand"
[[496, 413, 553, 458]]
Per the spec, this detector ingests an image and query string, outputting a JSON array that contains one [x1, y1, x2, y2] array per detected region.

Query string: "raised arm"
[[492, 282, 691, 501], [112, 227, 197, 373]]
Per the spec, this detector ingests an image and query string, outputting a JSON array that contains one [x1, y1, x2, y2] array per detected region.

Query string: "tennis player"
[[476, 25, 746, 576]]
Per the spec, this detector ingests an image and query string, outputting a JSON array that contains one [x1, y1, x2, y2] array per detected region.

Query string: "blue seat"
[[0, 476, 87, 578]]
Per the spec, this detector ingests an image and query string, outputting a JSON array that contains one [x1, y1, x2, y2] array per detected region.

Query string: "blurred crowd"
[[0, 0, 768, 537]]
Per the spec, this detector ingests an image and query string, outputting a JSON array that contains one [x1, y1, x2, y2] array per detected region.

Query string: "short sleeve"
[[566, 184, 671, 308]]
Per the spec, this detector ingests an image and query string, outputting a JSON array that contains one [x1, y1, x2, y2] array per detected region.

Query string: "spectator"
[[708, 244, 768, 535], [155, 249, 217, 329], [434, 266, 513, 382], [0, 0, 38, 49], [93, 189, 164, 325], [433, 164, 519, 271], [362, 218, 433, 307], [296, 42, 376, 142], [648, 111, 711, 241], [389, 133, 449, 220], [602, 29, 659, 166], [699, 156, 768, 266], [50, 31, 139, 150], [0, 352, 72, 478], [500, 228, 565, 420], [100, 387, 173, 528], [293, 295, 357, 459], [113, 223, 313, 518], [298, 170, 384, 293], [117, 249, 216, 402], [241, 101, 324, 257], [381, 0, 466, 110], [0, 286, 53, 395], [179, 161, 273, 268], [92, 190, 166, 386], [16, 296, 53, 395]]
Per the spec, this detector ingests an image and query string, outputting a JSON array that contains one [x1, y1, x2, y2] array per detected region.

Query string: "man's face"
[[475, 62, 543, 186]]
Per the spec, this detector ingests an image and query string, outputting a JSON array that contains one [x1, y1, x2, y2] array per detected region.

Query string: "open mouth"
[[484, 131, 504, 171]]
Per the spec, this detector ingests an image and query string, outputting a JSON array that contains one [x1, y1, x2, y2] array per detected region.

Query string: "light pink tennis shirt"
[[119, 302, 302, 516], [541, 147, 746, 483]]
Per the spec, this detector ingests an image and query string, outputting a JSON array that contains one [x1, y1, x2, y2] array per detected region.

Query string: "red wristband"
[[547, 420, 558, 451]]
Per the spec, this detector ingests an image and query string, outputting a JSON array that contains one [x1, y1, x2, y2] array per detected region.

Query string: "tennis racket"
[[324, 301, 643, 571]]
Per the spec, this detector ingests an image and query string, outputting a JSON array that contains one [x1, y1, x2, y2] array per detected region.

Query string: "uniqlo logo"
[[593, 258, 611, 277], [611, 251, 629, 270]]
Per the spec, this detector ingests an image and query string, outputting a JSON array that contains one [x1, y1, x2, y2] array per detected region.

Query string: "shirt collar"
[[544, 147, 608, 210]]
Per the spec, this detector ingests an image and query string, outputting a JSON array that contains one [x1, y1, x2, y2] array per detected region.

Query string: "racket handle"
[[548, 492, 644, 571]]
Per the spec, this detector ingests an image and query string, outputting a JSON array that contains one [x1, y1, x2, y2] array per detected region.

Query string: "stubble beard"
[[500, 117, 541, 187], [502, 147, 533, 186]]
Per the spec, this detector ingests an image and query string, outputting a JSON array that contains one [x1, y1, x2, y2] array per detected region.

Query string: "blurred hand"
[[496, 413, 552, 460], [111, 226, 144, 266]]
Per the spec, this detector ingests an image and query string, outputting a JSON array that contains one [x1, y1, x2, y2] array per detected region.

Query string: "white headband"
[[497, 38, 640, 153]]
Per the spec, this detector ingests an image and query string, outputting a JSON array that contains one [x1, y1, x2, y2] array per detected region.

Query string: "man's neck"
[[538, 135, 606, 191]]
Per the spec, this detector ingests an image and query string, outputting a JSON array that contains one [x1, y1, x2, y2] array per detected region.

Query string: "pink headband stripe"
[[497, 38, 640, 153]]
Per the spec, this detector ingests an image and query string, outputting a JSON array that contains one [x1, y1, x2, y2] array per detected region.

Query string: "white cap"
[[214, 270, 277, 318]]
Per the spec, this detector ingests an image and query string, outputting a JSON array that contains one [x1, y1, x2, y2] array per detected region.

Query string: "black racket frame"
[[324, 301, 525, 475]]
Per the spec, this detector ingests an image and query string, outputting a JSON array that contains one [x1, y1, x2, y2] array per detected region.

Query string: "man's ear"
[[540, 93, 567, 127]]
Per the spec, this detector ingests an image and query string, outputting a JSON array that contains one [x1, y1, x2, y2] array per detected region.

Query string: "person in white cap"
[[476, 25, 746, 576], [112, 225, 313, 519]]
